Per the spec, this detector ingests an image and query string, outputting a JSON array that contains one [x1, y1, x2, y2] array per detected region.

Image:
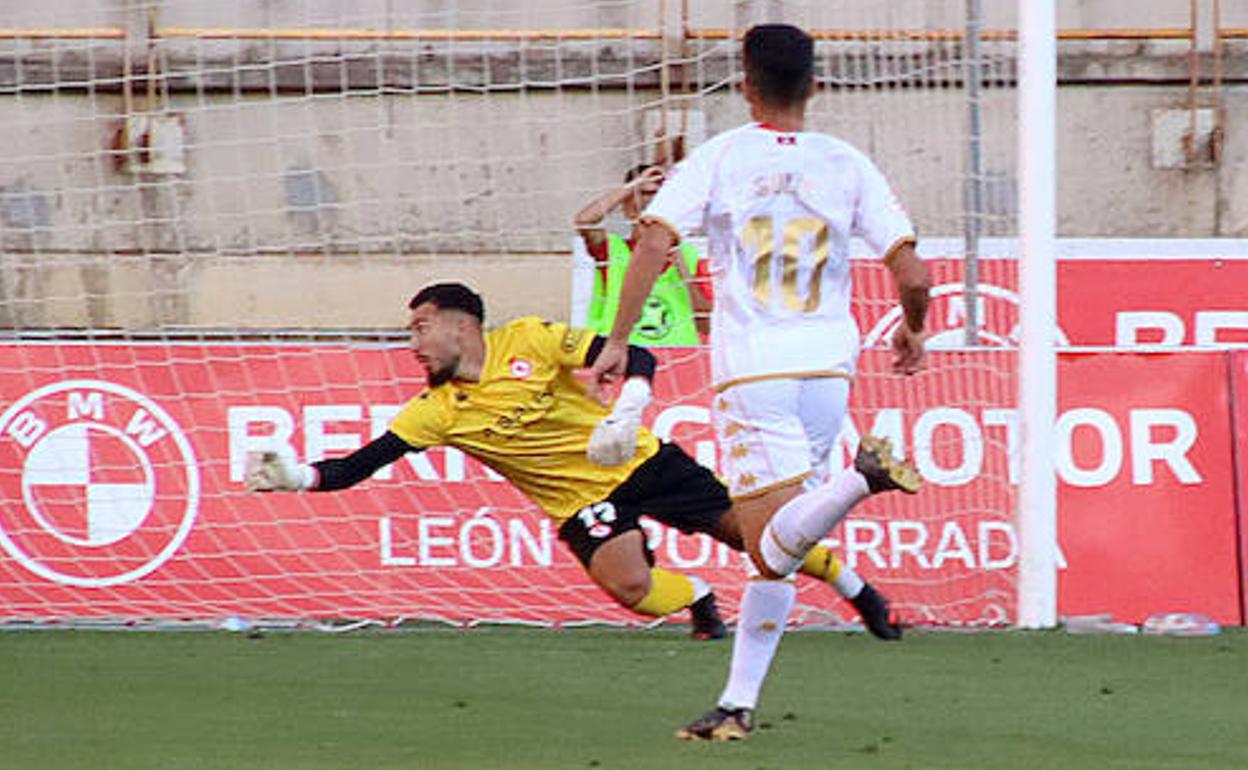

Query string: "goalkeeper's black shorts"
[[558, 442, 731, 567]]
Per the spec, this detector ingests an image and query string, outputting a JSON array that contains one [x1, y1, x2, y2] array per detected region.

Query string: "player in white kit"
[[587, 24, 932, 740]]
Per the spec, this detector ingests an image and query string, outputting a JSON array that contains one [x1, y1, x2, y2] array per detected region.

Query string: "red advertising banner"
[[1058, 259, 1248, 347], [0, 344, 575, 623], [850, 249, 1248, 350], [0, 343, 1239, 625], [1056, 352, 1239, 623]]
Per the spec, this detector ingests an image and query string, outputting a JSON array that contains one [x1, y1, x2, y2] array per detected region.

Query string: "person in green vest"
[[574, 162, 710, 346]]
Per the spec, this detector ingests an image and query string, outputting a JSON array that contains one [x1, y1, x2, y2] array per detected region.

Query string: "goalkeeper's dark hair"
[[743, 24, 814, 108], [409, 282, 485, 323]]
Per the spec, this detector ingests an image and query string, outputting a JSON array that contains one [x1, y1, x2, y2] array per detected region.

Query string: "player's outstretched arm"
[[245, 432, 412, 492], [583, 335, 657, 382], [573, 189, 624, 256], [573, 167, 666, 254], [573, 167, 665, 228], [586, 221, 675, 393], [669, 249, 712, 337], [885, 240, 931, 375]]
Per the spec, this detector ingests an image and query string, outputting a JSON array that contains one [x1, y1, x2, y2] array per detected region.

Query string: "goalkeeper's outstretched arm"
[[311, 432, 412, 490], [583, 336, 657, 466], [246, 432, 414, 492]]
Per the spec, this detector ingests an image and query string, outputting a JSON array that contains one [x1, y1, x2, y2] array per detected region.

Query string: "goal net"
[[0, 0, 1020, 628]]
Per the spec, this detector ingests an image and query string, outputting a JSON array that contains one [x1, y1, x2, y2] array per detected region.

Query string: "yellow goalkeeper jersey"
[[389, 316, 660, 522]]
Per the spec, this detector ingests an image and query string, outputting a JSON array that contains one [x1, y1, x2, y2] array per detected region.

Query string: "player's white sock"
[[759, 469, 871, 577], [717, 578, 796, 711], [833, 565, 865, 599], [689, 575, 711, 602]]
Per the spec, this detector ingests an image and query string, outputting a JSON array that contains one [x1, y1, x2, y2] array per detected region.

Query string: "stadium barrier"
[[3, 242, 1248, 627], [1, 344, 1244, 626]]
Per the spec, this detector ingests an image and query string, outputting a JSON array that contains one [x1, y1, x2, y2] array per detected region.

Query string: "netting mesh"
[[0, 1, 1018, 627]]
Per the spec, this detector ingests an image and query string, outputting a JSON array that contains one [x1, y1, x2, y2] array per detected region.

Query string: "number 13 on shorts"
[[577, 501, 618, 539]]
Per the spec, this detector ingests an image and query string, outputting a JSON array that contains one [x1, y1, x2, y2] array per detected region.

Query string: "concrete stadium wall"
[[0, 1, 1245, 329]]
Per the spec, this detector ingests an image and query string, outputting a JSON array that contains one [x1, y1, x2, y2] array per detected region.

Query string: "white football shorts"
[[712, 375, 851, 499]]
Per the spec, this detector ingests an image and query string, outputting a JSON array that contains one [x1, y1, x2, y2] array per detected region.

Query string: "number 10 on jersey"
[[741, 215, 831, 314]]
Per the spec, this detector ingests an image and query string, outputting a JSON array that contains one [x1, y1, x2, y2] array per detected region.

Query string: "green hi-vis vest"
[[586, 234, 702, 347]]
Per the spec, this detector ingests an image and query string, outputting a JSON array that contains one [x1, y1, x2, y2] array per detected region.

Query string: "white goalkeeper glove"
[[587, 377, 651, 466], [244, 451, 318, 492]]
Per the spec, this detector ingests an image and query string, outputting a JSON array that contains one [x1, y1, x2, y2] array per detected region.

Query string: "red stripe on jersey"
[[755, 122, 797, 144]]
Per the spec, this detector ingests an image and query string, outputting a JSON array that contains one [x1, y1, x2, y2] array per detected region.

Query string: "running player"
[[587, 24, 931, 740]]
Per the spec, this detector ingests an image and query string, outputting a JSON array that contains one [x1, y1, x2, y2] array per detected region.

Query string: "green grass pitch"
[[2, 627, 1245, 769]]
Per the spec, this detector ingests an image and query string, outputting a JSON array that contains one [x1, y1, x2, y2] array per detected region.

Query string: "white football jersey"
[[643, 122, 914, 388]]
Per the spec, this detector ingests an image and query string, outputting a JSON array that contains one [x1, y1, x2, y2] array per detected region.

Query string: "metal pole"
[[659, 0, 671, 155], [1212, 0, 1225, 166], [1017, 0, 1058, 629], [963, 0, 983, 346]]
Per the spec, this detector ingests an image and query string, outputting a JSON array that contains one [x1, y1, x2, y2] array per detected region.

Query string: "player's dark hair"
[[408, 282, 485, 323], [624, 163, 654, 184], [743, 24, 814, 108]]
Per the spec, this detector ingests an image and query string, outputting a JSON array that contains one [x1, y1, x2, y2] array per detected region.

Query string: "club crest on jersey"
[[0, 380, 200, 587], [508, 356, 534, 379]]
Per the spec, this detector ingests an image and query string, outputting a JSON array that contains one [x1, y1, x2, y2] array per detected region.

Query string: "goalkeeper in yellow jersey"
[[245, 282, 900, 640]]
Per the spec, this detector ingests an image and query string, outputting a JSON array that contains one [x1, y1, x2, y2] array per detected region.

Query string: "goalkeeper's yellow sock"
[[799, 544, 864, 599], [630, 567, 699, 617]]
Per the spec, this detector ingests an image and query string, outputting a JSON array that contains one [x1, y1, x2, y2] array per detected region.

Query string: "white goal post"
[[1016, 0, 1058, 629]]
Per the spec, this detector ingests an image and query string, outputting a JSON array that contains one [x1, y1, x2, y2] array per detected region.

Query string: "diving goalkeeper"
[[245, 282, 899, 639]]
